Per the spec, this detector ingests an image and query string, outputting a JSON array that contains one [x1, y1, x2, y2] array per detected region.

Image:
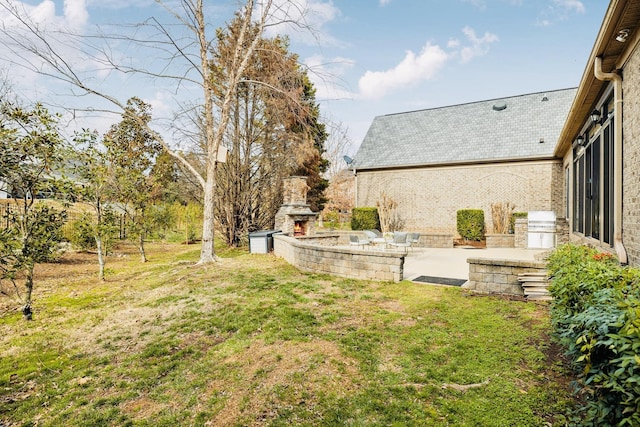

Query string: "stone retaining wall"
[[419, 234, 454, 248], [463, 257, 548, 296], [273, 234, 405, 282], [485, 234, 515, 248], [316, 230, 453, 248]]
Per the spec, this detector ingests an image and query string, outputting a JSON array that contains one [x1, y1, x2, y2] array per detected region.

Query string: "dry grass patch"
[[207, 339, 361, 426], [1, 243, 579, 426]]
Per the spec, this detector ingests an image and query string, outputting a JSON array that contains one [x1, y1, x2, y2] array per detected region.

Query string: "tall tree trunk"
[[195, 0, 217, 264], [96, 236, 106, 281], [23, 264, 34, 320], [138, 233, 147, 263], [199, 162, 218, 263]]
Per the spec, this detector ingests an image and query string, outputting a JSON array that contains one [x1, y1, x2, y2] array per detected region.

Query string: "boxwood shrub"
[[351, 207, 380, 231], [456, 209, 485, 241], [547, 244, 640, 426]]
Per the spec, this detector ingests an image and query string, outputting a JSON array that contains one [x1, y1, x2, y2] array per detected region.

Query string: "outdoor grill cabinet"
[[248, 230, 281, 254], [527, 211, 556, 249]]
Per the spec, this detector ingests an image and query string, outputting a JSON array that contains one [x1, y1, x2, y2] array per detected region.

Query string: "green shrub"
[[68, 210, 120, 253], [456, 209, 485, 241], [547, 244, 640, 426], [323, 210, 340, 229], [510, 212, 527, 234], [351, 207, 380, 231], [69, 213, 97, 251], [149, 203, 177, 240]]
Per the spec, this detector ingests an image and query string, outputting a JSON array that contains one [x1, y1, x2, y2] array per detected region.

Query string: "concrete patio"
[[403, 247, 548, 282]]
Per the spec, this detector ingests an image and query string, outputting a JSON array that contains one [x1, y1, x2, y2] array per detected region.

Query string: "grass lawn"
[[0, 242, 575, 426]]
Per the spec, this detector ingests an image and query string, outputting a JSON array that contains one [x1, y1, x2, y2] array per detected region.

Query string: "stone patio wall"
[[316, 230, 453, 248], [464, 257, 548, 296], [273, 234, 404, 282]]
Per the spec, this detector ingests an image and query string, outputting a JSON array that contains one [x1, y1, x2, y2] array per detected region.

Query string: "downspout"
[[594, 56, 627, 264], [353, 167, 358, 207]]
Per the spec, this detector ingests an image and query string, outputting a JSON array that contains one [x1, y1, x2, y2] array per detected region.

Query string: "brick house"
[[351, 88, 576, 235], [555, 0, 640, 265], [351, 0, 640, 268]]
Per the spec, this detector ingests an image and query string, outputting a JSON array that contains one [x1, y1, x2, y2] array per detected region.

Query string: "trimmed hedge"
[[547, 244, 640, 426], [456, 209, 485, 241], [351, 207, 380, 231]]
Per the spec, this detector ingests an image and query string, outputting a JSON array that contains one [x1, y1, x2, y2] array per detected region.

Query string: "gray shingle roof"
[[353, 88, 577, 170]]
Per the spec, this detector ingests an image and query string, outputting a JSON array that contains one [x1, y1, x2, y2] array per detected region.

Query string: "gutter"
[[594, 56, 627, 264]]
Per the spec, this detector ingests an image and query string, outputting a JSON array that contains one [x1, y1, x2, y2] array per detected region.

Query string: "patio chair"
[[363, 230, 386, 245], [349, 234, 371, 249], [389, 232, 410, 253], [407, 232, 421, 251]]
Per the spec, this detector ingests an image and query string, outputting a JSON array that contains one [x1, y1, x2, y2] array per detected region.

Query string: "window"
[[565, 166, 570, 219], [572, 91, 615, 247]]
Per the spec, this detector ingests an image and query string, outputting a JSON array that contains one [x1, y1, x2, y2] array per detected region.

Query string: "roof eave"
[[555, 0, 640, 157], [353, 155, 561, 172]]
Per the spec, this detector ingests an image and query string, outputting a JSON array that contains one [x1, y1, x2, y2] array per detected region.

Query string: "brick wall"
[[356, 160, 562, 235], [273, 234, 405, 282], [623, 44, 640, 266]]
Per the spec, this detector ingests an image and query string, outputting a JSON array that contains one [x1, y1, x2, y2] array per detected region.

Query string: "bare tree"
[[0, 0, 287, 264], [323, 120, 353, 180]]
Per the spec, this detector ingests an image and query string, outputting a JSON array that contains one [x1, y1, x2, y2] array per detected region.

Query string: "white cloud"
[[458, 26, 498, 63], [85, 0, 154, 9], [358, 43, 448, 100], [304, 54, 357, 101], [0, 0, 89, 29], [537, 0, 585, 26], [552, 0, 585, 14], [462, 0, 486, 9], [263, 0, 342, 46], [356, 26, 498, 100], [64, 0, 89, 28], [379, 0, 391, 6], [144, 90, 175, 122]]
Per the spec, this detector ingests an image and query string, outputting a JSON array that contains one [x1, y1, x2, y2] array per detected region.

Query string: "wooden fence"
[[0, 203, 128, 240]]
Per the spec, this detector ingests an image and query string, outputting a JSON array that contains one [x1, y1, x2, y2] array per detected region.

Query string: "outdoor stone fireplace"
[[274, 176, 318, 237]]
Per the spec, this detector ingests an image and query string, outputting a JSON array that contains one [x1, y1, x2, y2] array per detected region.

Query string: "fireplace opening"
[[294, 221, 307, 236]]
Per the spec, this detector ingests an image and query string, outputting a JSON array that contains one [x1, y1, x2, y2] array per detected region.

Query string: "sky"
[[0, 0, 610, 157]]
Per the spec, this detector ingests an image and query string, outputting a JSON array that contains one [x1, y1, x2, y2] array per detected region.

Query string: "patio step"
[[518, 272, 552, 301]]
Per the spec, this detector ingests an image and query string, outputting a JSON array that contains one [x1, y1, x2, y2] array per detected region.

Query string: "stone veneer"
[[273, 234, 405, 282], [464, 257, 548, 296], [513, 217, 569, 249], [485, 234, 515, 248]]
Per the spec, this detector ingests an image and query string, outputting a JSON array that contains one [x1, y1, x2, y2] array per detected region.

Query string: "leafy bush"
[[69, 213, 96, 251], [351, 207, 380, 231], [547, 244, 640, 426], [148, 203, 177, 240], [323, 210, 340, 229], [456, 209, 485, 241], [68, 210, 120, 253]]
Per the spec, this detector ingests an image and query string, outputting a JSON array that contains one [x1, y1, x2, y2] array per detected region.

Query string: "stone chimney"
[[274, 176, 319, 236]]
